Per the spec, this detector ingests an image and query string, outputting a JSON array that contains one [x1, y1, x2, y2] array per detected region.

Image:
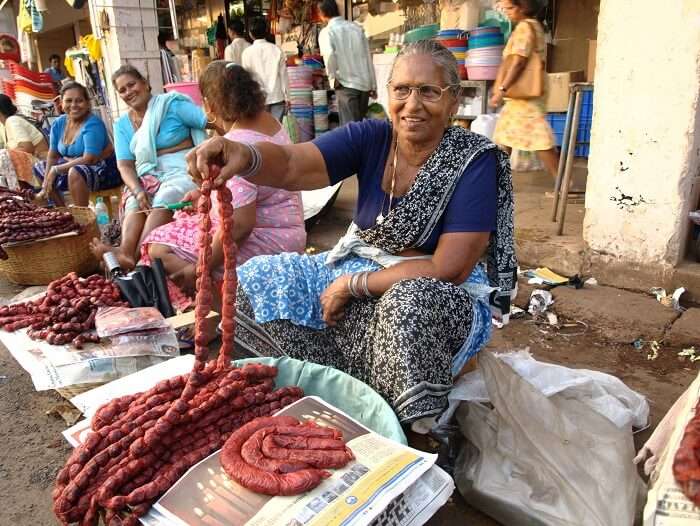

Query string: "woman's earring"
[[206, 114, 217, 125]]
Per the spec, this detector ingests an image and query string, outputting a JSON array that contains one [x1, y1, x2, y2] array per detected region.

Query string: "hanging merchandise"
[[0, 35, 21, 63], [65, 0, 88, 8], [79, 34, 102, 62], [18, 1, 32, 34], [25, 0, 44, 33]]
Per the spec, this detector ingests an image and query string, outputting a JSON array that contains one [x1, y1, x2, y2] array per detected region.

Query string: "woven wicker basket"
[[0, 206, 100, 285], [55, 381, 107, 400]]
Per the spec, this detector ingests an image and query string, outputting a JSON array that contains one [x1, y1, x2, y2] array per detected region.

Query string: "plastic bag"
[[95, 306, 168, 337], [282, 112, 299, 144], [470, 114, 498, 140], [453, 351, 646, 526], [510, 149, 544, 172]]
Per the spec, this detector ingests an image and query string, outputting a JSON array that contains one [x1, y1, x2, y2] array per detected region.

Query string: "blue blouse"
[[113, 98, 207, 162], [313, 119, 497, 253], [49, 113, 111, 158]]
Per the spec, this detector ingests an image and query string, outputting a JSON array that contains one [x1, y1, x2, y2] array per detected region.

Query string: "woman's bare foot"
[[90, 238, 137, 271]]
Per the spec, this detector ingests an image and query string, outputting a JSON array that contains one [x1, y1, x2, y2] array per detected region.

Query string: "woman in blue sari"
[[187, 40, 516, 426], [91, 65, 210, 270], [34, 82, 120, 206]]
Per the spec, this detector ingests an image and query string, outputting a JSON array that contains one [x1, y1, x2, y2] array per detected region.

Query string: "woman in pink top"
[[140, 62, 306, 309]]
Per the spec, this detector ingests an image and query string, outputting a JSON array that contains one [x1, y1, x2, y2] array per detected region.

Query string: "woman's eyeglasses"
[[387, 83, 456, 102]]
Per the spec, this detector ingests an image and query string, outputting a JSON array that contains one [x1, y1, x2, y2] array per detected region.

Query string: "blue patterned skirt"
[[234, 251, 492, 424]]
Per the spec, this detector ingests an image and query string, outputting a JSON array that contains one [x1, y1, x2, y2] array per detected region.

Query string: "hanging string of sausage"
[[52, 167, 304, 525]]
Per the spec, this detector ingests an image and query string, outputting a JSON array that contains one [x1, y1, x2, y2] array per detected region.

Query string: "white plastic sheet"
[[452, 351, 647, 526]]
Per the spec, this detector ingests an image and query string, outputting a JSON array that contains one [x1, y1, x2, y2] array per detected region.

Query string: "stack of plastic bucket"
[[435, 29, 467, 80], [287, 66, 314, 142], [465, 26, 504, 80]]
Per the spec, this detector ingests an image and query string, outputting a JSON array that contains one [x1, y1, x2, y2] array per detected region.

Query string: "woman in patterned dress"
[[140, 62, 306, 311], [490, 0, 559, 179], [187, 40, 516, 426]]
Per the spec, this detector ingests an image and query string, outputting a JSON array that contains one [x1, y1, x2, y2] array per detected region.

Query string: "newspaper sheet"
[[63, 372, 453, 526], [644, 373, 700, 525], [150, 396, 448, 526], [70, 354, 195, 415], [0, 324, 179, 390]]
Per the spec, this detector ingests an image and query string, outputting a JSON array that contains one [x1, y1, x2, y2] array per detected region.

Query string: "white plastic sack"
[[454, 351, 646, 526], [470, 114, 498, 140], [301, 183, 342, 220], [438, 350, 650, 431]]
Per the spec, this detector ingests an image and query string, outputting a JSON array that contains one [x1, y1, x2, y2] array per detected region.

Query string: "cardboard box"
[[546, 38, 589, 73], [545, 70, 585, 112], [587, 39, 597, 82]]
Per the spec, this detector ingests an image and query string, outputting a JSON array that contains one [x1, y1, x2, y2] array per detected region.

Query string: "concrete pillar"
[[583, 0, 700, 287], [87, 0, 161, 123]]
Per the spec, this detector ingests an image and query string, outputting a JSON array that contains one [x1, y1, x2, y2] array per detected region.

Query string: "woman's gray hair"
[[389, 40, 460, 93]]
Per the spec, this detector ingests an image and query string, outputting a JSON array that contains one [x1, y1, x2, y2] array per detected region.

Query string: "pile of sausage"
[[0, 191, 81, 259], [673, 400, 700, 505], [0, 272, 126, 347], [0, 184, 35, 202], [221, 416, 353, 495], [52, 168, 304, 525]]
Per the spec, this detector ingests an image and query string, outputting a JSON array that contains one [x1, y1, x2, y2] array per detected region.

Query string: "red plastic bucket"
[[435, 38, 467, 48]]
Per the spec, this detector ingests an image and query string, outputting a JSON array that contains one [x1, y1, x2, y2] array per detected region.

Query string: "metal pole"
[[551, 88, 576, 222], [556, 89, 583, 236]]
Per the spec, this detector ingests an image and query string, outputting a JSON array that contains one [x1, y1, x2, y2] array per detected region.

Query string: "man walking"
[[224, 19, 249, 65], [242, 19, 288, 121], [318, 0, 376, 125]]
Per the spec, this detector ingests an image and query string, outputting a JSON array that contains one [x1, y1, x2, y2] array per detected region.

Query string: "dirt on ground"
[[1, 179, 697, 524], [0, 298, 696, 525]]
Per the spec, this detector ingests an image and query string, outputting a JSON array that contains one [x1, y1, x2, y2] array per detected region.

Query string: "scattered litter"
[[557, 320, 588, 337], [510, 306, 526, 319], [524, 267, 569, 286], [528, 289, 554, 316], [678, 347, 700, 363], [649, 287, 687, 311], [545, 312, 558, 326], [491, 317, 504, 329], [585, 277, 598, 286], [568, 275, 585, 289], [304, 246, 319, 255], [633, 338, 660, 361], [46, 402, 82, 426]]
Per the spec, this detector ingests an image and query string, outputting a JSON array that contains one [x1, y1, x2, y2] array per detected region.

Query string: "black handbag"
[[114, 259, 175, 318]]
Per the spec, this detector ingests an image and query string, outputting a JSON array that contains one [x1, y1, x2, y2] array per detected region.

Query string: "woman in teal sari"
[[91, 65, 211, 269]]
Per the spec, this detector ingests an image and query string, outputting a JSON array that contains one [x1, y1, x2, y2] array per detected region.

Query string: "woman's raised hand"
[[186, 136, 251, 188]]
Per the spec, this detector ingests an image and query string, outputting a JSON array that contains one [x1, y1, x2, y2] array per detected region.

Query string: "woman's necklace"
[[129, 110, 144, 130], [377, 143, 399, 225]]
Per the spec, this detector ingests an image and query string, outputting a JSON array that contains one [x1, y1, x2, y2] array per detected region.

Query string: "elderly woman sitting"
[[187, 40, 516, 425]]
